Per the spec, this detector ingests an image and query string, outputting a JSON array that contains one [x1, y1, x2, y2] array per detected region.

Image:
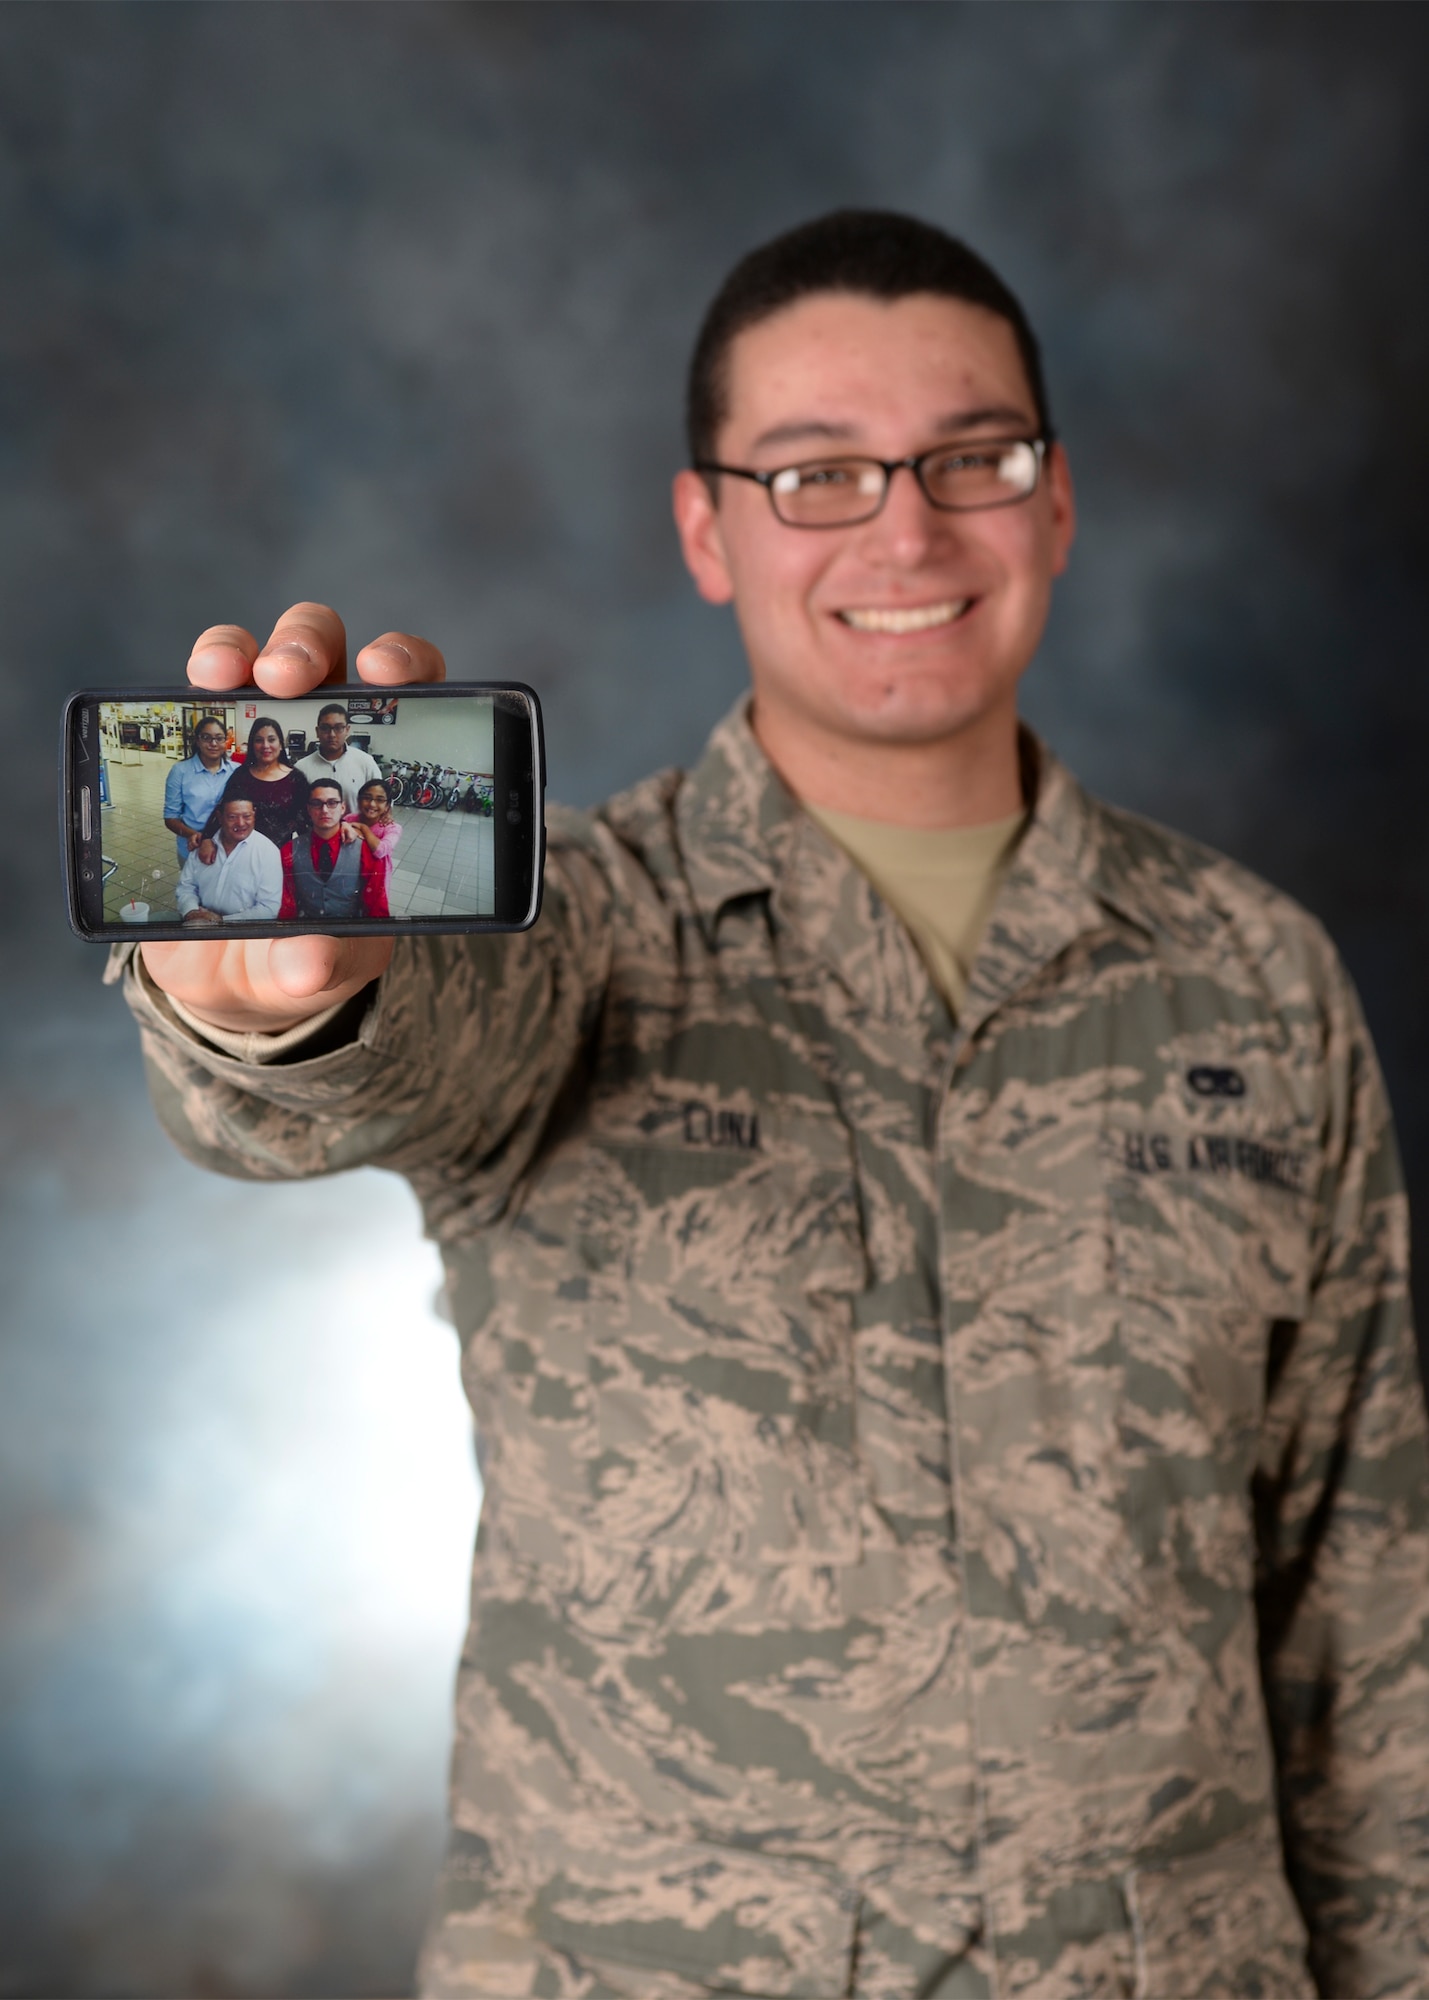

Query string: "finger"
[[266, 932, 391, 1001], [355, 632, 446, 685], [188, 625, 260, 691], [253, 603, 348, 699], [139, 938, 212, 995], [141, 941, 174, 975]]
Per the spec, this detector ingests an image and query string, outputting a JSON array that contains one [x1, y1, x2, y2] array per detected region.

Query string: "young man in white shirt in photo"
[[295, 702, 383, 810]]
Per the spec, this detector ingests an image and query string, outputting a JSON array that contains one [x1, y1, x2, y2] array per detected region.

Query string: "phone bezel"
[[61, 683, 545, 943]]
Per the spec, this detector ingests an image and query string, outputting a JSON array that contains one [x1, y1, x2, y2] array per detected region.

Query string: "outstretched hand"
[[142, 932, 393, 1032], [140, 603, 445, 1034]]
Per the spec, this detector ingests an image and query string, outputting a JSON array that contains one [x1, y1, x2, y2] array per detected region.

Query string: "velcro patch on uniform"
[[1186, 1064, 1246, 1098]]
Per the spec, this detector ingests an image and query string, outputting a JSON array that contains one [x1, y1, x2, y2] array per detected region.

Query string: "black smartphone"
[[62, 683, 544, 941]]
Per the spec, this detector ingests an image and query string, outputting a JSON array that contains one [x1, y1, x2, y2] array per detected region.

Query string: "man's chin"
[[820, 681, 1008, 749]]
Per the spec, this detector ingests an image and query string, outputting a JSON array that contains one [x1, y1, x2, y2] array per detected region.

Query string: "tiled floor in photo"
[[99, 753, 494, 924], [101, 754, 187, 921], [387, 805, 495, 920]]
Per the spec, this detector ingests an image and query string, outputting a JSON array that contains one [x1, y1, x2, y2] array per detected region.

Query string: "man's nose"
[[856, 463, 956, 563]]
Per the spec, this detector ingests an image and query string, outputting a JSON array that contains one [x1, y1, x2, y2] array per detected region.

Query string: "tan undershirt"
[[804, 802, 1028, 1016]]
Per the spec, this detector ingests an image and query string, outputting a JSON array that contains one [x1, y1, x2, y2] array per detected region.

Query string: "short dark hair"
[[308, 779, 344, 804], [317, 703, 349, 725], [686, 209, 1051, 466], [221, 789, 258, 814]]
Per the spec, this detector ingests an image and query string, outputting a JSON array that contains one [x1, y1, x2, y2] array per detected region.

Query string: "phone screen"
[[64, 685, 543, 940]]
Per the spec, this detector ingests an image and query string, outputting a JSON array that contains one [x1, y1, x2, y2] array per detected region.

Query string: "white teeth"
[[839, 600, 968, 633]]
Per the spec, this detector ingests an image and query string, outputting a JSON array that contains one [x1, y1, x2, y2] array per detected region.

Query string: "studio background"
[[3, 6, 1426, 1994]]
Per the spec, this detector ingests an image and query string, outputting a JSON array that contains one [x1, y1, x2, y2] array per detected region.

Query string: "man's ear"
[[1046, 442, 1076, 578], [672, 470, 735, 605]]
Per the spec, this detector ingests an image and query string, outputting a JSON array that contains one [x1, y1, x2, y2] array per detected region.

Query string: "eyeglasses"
[[694, 437, 1046, 528]]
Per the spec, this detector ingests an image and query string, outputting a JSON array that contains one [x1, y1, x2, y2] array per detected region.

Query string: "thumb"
[[266, 934, 353, 999]]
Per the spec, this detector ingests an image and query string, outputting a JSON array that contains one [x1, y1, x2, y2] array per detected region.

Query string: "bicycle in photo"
[[380, 758, 417, 806], [411, 763, 446, 810]]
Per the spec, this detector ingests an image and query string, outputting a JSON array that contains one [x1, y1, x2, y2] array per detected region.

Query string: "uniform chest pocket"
[[572, 1094, 868, 1566], [1106, 1121, 1313, 1318], [1103, 1122, 1315, 1544]]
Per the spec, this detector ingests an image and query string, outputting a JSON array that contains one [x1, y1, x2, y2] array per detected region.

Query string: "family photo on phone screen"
[[96, 695, 496, 926]]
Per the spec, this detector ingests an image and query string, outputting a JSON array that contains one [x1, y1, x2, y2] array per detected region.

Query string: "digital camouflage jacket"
[[116, 704, 1429, 2000]]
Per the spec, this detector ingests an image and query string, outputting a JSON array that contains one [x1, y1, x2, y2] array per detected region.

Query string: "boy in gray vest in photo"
[[278, 779, 379, 921]]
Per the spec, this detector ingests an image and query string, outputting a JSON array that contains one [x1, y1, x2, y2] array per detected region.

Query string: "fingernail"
[[369, 642, 411, 669], [260, 642, 313, 667], [190, 647, 234, 677]]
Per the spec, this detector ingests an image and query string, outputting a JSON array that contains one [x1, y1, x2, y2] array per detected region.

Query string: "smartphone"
[[62, 683, 544, 940]]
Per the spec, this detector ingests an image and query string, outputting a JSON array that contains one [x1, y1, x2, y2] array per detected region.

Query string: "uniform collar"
[[674, 697, 800, 920], [676, 699, 1152, 1029], [955, 730, 1149, 1040]]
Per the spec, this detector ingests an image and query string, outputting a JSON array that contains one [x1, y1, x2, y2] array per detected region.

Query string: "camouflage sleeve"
[[1254, 953, 1429, 1998], [112, 814, 617, 1241]]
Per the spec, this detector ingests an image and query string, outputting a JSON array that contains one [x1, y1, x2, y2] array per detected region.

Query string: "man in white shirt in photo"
[[174, 794, 282, 924], [296, 702, 383, 810]]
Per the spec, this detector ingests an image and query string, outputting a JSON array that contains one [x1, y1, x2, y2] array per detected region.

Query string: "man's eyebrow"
[[927, 404, 1036, 435], [746, 404, 1038, 455], [747, 419, 858, 452]]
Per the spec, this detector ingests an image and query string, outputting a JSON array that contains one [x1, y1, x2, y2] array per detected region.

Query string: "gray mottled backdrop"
[[3, 4, 1426, 1993]]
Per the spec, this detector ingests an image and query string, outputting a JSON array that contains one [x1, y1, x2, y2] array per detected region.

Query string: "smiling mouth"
[[837, 599, 970, 634]]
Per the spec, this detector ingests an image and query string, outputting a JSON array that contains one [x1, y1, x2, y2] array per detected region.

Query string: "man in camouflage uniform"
[[118, 213, 1429, 1997]]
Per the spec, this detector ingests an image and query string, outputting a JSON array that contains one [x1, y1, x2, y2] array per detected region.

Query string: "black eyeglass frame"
[[694, 436, 1049, 528]]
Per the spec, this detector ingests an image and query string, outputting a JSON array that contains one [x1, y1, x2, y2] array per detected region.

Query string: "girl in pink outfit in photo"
[[340, 779, 402, 918]]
